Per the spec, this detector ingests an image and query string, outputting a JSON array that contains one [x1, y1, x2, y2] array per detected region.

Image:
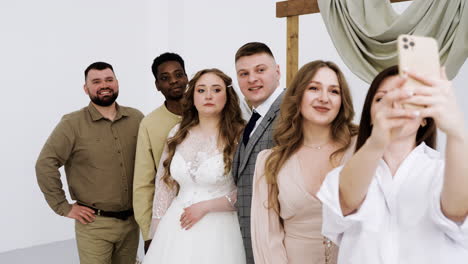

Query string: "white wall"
[[0, 0, 164, 252], [1, 0, 466, 253]]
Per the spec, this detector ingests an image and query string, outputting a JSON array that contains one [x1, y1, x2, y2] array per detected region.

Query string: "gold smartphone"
[[397, 34, 440, 109]]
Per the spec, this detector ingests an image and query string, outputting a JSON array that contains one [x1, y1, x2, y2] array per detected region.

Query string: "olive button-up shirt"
[[35, 103, 144, 216]]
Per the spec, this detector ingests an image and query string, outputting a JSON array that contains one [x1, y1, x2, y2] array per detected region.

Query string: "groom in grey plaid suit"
[[232, 42, 284, 264]]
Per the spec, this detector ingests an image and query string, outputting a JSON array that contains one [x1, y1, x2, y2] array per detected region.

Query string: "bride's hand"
[[180, 201, 209, 230]]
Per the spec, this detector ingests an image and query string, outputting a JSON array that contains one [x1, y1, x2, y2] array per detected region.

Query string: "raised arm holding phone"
[[318, 35, 468, 263]]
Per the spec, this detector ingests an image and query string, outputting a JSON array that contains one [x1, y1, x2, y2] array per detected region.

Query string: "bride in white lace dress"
[[142, 69, 246, 264]]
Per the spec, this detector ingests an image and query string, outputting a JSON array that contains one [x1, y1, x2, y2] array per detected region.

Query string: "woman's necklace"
[[303, 141, 329, 150]]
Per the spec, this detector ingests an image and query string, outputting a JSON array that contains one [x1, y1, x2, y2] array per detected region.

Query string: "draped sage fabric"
[[317, 0, 468, 83]]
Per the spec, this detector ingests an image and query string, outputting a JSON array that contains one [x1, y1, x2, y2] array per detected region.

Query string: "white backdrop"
[[1, 0, 466, 253]]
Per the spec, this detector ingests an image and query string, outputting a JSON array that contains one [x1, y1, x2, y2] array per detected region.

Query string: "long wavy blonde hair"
[[264, 60, 358, 214], [162, 68, 245, 192]]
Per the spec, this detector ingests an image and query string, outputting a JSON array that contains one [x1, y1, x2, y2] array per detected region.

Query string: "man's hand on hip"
[[66, 203, 96, 224]]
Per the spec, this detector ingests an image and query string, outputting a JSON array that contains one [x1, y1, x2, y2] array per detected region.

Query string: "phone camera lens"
[[403, 44, 409, 49], [403, 37, 408, 42], [409, 41, 415, 47]]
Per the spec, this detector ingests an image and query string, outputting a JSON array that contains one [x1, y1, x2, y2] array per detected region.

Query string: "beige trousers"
[[75, 215, 139, 264]]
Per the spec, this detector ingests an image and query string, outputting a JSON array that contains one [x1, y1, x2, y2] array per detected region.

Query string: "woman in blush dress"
[[143, 68, 246, 264], [251, 60, 358, 264]]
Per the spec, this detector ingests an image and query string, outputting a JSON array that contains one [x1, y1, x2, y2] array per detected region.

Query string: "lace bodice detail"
[[152, 124, 236, 221], [177, 129, 221, 183]]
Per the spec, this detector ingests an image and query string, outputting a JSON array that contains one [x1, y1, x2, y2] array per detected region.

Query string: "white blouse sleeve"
[[148, 125, 179, 239], [317, 166, 379, 245], [430, 164, 468, 249]]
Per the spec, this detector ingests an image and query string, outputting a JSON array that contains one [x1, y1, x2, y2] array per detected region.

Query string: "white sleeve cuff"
[[431, 188, 468, 249], [317, 166, 374, 245]]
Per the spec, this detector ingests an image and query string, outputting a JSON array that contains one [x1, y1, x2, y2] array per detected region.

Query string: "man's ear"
[[276, 64, 281, 79], [83, 84, 89, 95], [155, 80, 161, 91]]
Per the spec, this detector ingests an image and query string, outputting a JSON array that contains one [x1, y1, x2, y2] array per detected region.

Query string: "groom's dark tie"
[[243, 111, 261, 146]]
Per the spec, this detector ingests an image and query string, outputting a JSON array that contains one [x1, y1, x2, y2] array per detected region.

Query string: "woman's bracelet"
[[225, 194, 235, 207]]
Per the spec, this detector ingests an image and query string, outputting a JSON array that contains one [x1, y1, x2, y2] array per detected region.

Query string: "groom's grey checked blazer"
[[232, 90, 284, 264]]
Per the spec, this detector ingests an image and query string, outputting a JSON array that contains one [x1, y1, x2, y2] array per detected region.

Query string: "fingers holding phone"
[[369, 79, 421, 149], [402, 68, 464, 138]]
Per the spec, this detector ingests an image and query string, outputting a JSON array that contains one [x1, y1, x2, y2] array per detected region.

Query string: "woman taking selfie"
[[318, 66, 468, 263]]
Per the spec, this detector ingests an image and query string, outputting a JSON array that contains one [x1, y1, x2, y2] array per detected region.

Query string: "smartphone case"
[[397, 35, 440, 109]]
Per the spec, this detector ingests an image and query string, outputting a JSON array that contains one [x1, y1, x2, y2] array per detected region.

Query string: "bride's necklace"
[[303, 141, 329, 150]]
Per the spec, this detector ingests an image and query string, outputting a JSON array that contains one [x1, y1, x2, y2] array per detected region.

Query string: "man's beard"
[[89, 89, 119, 106]]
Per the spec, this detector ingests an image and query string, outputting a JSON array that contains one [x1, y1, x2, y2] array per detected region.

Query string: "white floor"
[[0, 238, 145, 264], [0, 239, 79, 264]]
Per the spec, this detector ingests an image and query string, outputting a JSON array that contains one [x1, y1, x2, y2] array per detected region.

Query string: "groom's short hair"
[[235, 42, 275, 62]]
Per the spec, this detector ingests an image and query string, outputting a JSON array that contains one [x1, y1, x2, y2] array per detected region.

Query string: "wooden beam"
[[277, 0, 413, 17], [277, 0, 318, 18], [286, 16, 299, 87], [390, 0, 414, 3]]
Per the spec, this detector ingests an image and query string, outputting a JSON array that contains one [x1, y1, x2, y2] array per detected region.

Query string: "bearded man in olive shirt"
[[36, 62, 144, 264]]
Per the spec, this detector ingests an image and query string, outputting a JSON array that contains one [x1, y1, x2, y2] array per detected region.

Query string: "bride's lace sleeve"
[[148, 125, 179, 239], [204, 173, 238, 213], [223, 174, 238, 209]]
